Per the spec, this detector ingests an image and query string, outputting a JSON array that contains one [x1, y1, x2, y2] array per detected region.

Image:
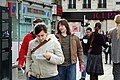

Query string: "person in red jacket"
[[18, 18, 44, 69]]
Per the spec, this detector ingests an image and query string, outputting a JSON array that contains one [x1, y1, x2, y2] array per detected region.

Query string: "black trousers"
[[90, 74, 98, 80], [104, 52, 111, 64]]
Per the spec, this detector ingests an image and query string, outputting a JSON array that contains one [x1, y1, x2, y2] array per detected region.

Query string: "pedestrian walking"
[[18, 18, 44, 69], [26, 24, 64, 80], [86, 22, 108, 80], [80, 27, 92, 80], [109, 14, 120, 80], [103, 31, 111, 64], [55, 19, 84, 80]]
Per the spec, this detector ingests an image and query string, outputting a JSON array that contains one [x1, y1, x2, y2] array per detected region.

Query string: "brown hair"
[[94, 22, 102, 34], [33, 18, 43, 26], [56, 19, 71, 35]]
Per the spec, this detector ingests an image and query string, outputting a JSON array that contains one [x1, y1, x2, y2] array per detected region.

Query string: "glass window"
[[83, 0, 91, 8], [98, 0, 106, 8], [68, 0, 76, 9]]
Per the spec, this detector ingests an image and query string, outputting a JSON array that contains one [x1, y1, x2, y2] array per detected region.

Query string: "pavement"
[[76, 54, 113, 80], [17, 54, 113, 80], [18, 70, 26, 80]]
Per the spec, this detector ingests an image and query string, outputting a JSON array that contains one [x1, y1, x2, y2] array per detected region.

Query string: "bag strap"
[[31, 38, 51, 53]]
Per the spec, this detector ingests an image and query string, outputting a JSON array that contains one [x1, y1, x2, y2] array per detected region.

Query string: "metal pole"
[[18, 2, 21, 55], [84, 15, 86, 26]]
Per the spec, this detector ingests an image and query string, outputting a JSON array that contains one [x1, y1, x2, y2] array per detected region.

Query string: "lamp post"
[[17, 1, 21, 54]]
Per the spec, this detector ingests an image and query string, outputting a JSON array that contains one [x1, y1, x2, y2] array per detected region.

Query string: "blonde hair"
[[114, 14, 120, 40]]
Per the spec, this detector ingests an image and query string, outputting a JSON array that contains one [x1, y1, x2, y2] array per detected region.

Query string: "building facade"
[[51, 0, 63, 33], [0, 0, 63, 64], [61, 0, 120, 38], [0, 0, 53, 63]]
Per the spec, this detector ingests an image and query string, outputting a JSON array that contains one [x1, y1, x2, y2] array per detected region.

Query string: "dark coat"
[[87, 32, 108, 75], [81, 35, 90, 55], [88, 32, 107, 55]]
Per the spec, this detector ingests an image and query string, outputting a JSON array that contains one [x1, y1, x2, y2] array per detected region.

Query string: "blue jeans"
[[81, 54, 88, 79], [29, 75, 60, 80], [58, 64, 76, 80]]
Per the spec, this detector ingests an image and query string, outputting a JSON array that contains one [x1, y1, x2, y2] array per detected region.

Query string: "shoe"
[[80, 78, 85, 80]]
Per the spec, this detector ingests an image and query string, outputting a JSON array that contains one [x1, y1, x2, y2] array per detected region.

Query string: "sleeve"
[[26, 41, 32, 73], [76, 36, 84, 66], [18, 33, 33, 66], [101, 35, 108, 48], [47, 41, 64, 65]]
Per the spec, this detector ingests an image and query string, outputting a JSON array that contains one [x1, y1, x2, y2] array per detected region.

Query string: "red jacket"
[[18, 33, 34, 66]]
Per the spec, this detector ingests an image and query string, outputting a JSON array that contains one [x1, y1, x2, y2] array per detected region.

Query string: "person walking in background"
[[103, 31, 111, 64], [55, 19, 84, 80], [26, 24, 64, 80], [80, 27, 92, 80], [86, 22, 108, 80], [18, 18, 44, 69], [109, 14, 120, 80]]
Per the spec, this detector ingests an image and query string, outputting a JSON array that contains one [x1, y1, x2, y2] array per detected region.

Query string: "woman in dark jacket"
[[104, 31, 111, 64], [86, 22, 108, 80]]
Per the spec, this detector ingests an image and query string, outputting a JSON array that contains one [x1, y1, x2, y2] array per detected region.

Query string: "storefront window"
[[43, 18, 51, 34]]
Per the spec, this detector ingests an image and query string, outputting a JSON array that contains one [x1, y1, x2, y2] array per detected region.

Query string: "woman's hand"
[[43, 51, 51, 60], [27, 71, 31, 77], [79, 64, 84, 72]]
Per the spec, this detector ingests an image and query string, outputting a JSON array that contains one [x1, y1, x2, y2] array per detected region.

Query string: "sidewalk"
[[18, 54, 113, 80], [76, 54, 113, 80], [18, 70, 26, 80]]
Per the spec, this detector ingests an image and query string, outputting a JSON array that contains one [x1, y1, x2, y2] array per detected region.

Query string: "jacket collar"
[[35, 36, 50, 43]]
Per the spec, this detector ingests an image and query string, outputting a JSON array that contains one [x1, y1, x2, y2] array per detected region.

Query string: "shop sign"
[[27, 7, 46, 15], [93, 11, 120, 20], [57, 5, 62, 16], [62, 11, 120, 21], [12, 4, 26, 14]]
